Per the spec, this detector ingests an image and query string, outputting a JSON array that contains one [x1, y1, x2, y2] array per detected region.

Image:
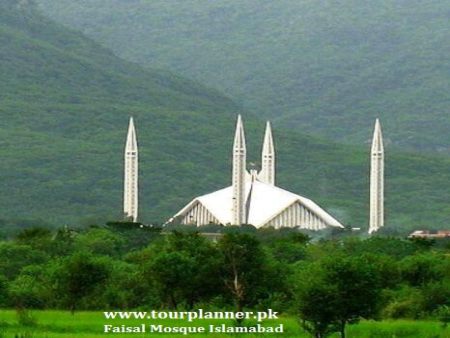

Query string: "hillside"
[[0, 0, 449, 236], [36, 0, 450, 153], [0, 0, 242, 228]]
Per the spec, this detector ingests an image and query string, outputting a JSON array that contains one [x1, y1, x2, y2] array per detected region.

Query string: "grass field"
[[0, 310, 449, 337]]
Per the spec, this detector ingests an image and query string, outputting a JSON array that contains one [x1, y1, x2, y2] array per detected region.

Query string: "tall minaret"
[[124, 117, 138, 222], [232, 115, 247, 225], [369, 118, 384, 234], [258, 121, 275, 185]]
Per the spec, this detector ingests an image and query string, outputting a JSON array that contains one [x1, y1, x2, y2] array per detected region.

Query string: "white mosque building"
[[124, 116, 384, 233], [165, 116, 344, 230]]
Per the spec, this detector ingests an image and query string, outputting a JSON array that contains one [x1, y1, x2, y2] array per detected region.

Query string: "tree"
[[106, 221, 161, 251], [0, 275, 9, 308], [295, 263, 340, 338], [15, 227, 53, 252], [419, 281, 450, 314], [0, 242, 48, 280], [342, 237, 419, 259], [47, 227, 75, 257], [295, 255, 384, 337], [149, 251, 196, 309], [267, 238, 308, 264], [218, 233, 271, 318], [400, 252, 445, 287], [146, 231, 221, 309], [74, 228, 125, 257], [52, 252, 110, 313], [9, 273, 48, 309]]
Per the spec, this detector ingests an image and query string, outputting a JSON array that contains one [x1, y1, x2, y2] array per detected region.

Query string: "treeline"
[[0, 224, 449, 337]]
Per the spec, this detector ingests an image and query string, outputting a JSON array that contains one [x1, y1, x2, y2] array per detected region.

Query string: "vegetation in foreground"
[[1, 224, 450, 337]]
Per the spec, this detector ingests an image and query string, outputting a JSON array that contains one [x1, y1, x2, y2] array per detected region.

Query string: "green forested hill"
[[36, 0, 450, 153], [0, 0, 449, 235], [0, 0, 241, 228]]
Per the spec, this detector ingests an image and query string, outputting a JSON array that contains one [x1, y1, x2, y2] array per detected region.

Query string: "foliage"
[[15, 308, 37, 327], [295, 263, 341, 337], [400, 253, 445, 287], [342, 236, 420, 259], [0, 225, 449, 337], [0, 242, 48, 280], [294, 255, 385, 337], [420, 282, 450, 314], [381, 290, 424, 319], [14, 227, 53, 251], [9, 272, 49, 309], [435, 305, 450, 329], [0, 275, 8, 308], [73, 228, 125, 257], [218, 233, 268, 315], [0, 0, 240, 228], [105, 222, 162, 252], [51, 252, 110, 313]]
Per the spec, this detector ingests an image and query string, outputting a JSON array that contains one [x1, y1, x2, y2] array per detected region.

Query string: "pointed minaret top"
[[258, 120, 276, 185], [126, 117, 138, 152], [262, 121, 274, 155], [233, 114, 246, 150], [371, 118, 384, 154]]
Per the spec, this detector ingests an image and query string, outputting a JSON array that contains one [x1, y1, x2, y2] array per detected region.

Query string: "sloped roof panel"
[[171, 179, 343, 228]]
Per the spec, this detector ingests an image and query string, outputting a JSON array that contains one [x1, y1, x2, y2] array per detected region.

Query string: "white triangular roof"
[[172, 179, 343, 228]]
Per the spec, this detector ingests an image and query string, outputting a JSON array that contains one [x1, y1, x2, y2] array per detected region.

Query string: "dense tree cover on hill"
[[36, 0, 450, 153], [1, 225, 449, 337], [0, 1, 449, 233], [0, 0, 239, 226]]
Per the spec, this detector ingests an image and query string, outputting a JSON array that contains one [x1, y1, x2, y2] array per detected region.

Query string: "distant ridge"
[[36, 0, 450, 153]]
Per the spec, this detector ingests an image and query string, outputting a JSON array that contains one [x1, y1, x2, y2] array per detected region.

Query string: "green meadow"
[[0, 310, 449, 338]]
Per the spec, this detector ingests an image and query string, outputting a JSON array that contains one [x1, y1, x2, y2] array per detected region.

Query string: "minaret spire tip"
[[258, 120, 275, 185]]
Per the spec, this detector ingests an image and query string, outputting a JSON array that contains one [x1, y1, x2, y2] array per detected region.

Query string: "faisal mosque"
[[123, 116, 384, 233]]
